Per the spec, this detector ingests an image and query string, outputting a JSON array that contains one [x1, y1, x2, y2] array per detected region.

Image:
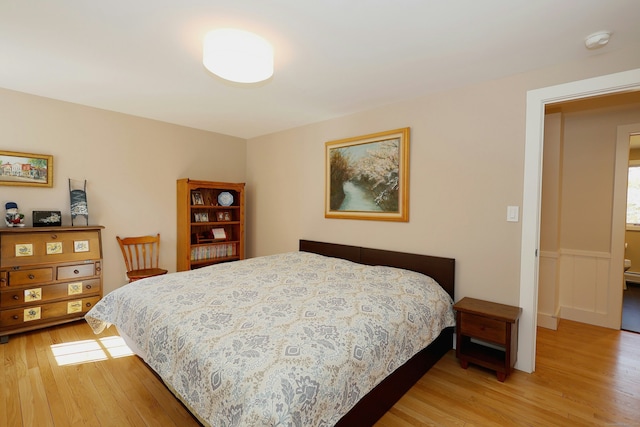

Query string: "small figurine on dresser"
[[4, 202, 25, 227]]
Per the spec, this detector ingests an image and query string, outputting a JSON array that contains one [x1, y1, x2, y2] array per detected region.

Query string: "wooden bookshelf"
[[176, 179, 245, 271]]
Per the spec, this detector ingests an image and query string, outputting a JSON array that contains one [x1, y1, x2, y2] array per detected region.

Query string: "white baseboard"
[[560, 306, 612, 329], [537, 312, 558, 330]]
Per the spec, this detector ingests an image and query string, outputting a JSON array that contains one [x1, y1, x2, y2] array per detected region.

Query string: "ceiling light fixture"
[[203, 29, 274, 83], [584, 31, 611, 50]]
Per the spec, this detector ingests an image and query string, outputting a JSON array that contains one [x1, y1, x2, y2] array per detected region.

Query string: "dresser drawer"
[[1, 230, 101, 267], [8, 268, 54, 286], [459, 312, 506, 344], [1, 279, 101, 308], [0, 296, 101, 328], [57, 263, 96, 280]]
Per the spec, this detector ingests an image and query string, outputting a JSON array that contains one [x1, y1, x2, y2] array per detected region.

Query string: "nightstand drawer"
[[459, 312, 506, 344]]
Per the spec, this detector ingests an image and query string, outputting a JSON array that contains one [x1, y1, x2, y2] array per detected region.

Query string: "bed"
[[85, 240, 455, 426]]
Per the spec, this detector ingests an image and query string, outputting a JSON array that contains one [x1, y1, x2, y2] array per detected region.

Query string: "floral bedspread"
[[85, 252, 455, 426]]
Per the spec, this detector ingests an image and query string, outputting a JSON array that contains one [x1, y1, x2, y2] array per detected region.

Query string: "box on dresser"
[[0, 226, 103, 343]]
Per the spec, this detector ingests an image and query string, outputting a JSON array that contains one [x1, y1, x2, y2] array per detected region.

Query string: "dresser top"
[[0, 226, 104, 234]]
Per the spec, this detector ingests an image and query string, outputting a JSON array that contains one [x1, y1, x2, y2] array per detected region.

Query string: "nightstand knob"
[[12, 315, 19, 320], [86, 285, 92, 290], [73, 269, 80, 275], [86, 302, 92, 308], [51, 234, 57, 239], [28, 274, 35, 280], [12, 295, 19, 300]]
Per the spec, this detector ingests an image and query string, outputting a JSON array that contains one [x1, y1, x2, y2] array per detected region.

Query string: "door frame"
[[518, 68, 640, 373]]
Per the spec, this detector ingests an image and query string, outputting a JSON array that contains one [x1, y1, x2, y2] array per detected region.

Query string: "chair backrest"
[[116, 234, 162, 273]]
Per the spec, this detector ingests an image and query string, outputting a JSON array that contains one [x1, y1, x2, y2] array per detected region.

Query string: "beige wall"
[[538, 101, 640, 329], [2, 42, 639, 313], [246, 43, 640, 307], [0, 87, 246, 294], [559, 105, 640, 252]]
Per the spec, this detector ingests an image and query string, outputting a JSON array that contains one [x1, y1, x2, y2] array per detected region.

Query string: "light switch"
[[507, 206, 519, 222]]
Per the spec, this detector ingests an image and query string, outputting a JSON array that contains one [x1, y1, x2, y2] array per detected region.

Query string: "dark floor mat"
[[622, 283, 640, 333]]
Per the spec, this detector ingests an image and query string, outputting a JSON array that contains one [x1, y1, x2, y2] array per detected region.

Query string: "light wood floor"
[[1, 319, 638, 426]]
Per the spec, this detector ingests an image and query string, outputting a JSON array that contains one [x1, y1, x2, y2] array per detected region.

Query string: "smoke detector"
[[584, 31, 611, 49]]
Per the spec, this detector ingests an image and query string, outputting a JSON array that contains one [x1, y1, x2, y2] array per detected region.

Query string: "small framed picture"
[[191, 191, 204, 205], [194, 212, 209, 222], [74, 240, 89, 252], [212, 228, 227, 240], [15, 244, 33, 257], [46, 242, 63, 255], [216, 211, 226, 221]]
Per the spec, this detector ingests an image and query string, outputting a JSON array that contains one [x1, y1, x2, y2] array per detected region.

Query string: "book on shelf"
[[190, 242, 237, 261]]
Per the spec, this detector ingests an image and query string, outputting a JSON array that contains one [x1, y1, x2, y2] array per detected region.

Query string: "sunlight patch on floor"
[[51, 336, 134, 366]]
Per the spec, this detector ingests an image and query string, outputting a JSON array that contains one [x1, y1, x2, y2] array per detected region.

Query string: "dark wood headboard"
[[299, 240, 455, 299]]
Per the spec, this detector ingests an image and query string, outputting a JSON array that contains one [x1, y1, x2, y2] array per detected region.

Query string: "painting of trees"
[[326, 128, 409, 221]]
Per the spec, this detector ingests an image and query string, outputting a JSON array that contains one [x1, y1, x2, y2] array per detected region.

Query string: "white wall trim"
[[519, 68, 640, 373], [558, 248, 611, 259], [539, 250, 559, 259]]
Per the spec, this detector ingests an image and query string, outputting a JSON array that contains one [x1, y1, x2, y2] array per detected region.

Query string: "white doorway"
[[518, 68, 640, 374]]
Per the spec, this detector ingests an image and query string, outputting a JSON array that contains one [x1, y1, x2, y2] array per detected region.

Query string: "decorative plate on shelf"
[[217, 191, 234, 206]]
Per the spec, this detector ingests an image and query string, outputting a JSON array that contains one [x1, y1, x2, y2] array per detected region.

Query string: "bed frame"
[[299, 240, 455, 426]]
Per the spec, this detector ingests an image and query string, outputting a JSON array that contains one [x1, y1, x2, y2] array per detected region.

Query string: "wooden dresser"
[[0, 226, 103, 343]]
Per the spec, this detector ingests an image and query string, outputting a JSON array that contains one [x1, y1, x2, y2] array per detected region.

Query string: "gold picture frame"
[[325, 127, 410, 221], [0, 150, 53, 187]]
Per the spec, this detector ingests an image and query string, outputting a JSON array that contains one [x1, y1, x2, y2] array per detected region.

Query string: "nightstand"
[[453, 297, 522, 381]]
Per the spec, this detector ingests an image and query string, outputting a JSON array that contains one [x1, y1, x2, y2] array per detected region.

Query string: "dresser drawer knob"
[[86, 302, 92, 307], [74, 269, 80, 275], [12, 315, 19, 320], [28, 274, 35, 280], [51, 234, 58, 239], [12, 295, 19, 300], [86, 285, 92, 290]]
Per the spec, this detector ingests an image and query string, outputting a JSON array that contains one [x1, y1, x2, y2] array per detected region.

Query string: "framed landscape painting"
[[0, 150, 53, 187], [325, 127, 409, 221]]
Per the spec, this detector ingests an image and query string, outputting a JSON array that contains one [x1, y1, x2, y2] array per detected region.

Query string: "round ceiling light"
[[203, 29, 274, 83]]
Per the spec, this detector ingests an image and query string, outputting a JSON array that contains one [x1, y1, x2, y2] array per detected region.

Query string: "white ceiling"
[[1, 1, 639, 139]]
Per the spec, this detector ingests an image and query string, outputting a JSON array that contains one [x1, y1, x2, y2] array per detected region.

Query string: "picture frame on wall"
[[325, 127, 410, 221], [0, 150, 53, 187]]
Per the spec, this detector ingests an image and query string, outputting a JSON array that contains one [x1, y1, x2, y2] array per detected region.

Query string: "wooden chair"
[[116, 234, 168, 283]]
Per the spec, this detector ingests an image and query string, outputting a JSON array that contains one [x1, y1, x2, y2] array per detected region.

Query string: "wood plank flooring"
[[1, 319, 639, 426]]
